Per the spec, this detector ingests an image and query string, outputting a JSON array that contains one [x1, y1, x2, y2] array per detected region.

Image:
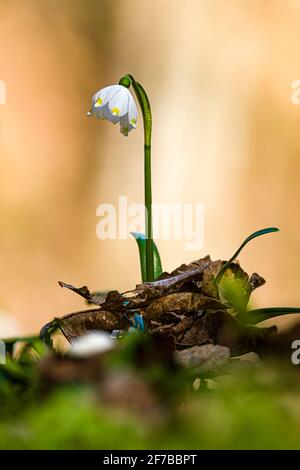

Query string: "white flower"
[[69, 331, 115, 358], [87, 84, 138, 136]]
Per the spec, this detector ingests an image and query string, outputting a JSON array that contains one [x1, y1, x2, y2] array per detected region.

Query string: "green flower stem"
[[119, 74, 154, 281]]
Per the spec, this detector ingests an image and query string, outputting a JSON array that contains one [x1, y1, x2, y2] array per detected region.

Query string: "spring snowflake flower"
[[87, 84, 138, 136]]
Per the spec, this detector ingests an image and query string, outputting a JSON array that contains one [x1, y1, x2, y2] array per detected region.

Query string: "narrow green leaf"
[[131, 232, 163, 282], [238, 307, 300, 325], [215, 227, 279, 285]]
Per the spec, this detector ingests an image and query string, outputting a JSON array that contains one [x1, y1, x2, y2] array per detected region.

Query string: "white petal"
[[92, 90, 106, 108], [128, 95, 138, 128], [69, 331, 115, 358], [108, 87, 129, 118], [92, 85, 122, 108], [101, 103, 120, 124]]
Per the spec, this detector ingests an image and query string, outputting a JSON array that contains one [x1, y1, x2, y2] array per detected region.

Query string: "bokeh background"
[[0, 0, 300, 335]]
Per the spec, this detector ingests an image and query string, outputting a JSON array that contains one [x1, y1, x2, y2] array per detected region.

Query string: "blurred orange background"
[[1, 0, 300, 335]]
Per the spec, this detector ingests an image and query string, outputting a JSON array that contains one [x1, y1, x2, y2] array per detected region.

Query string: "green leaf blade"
[[215, 227, 280, 285], [131, 232, 163, 282], [239, 307, 300, 325]]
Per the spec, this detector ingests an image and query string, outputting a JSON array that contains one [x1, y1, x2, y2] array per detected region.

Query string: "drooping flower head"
[[87, 84, 138, 136]]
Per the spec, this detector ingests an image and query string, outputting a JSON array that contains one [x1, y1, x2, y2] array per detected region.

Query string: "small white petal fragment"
[[128, 95, 138, 128], [87, 84, 138, 136], [69, 331, 115, 358]]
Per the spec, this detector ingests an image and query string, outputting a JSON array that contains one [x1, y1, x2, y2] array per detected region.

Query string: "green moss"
[[1, 361, 300, 449]]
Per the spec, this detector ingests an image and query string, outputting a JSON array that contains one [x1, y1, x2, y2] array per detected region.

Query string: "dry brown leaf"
[[56, 308, 127, 343], [145, 292, 227, 320], [58, 281, 108, 306]]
